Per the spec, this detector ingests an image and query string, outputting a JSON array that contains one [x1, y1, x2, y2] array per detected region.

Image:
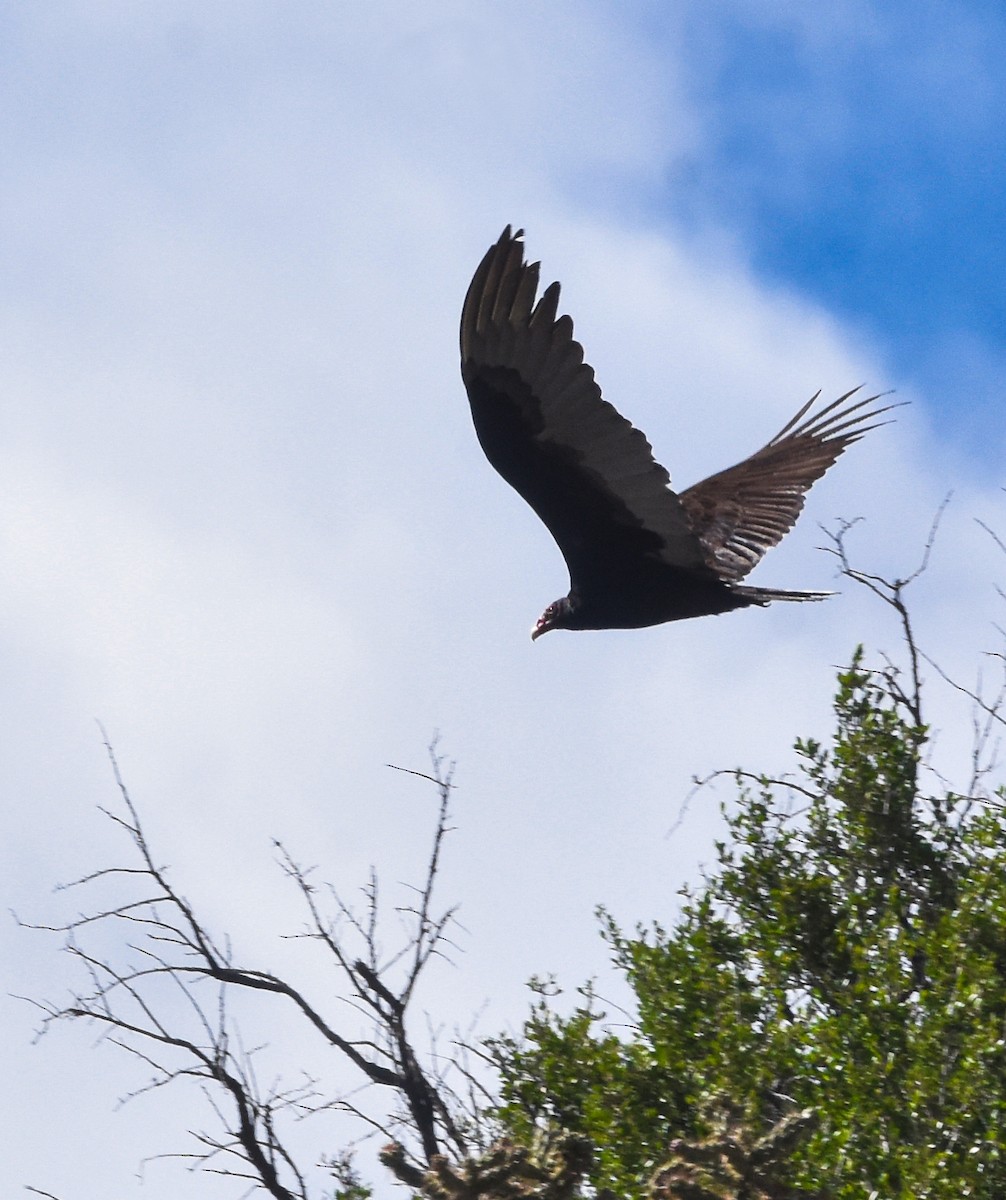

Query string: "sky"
[[3, 3, 1005, 1197]]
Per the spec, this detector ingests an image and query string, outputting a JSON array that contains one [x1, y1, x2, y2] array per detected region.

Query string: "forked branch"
[[22, 738, 467, 1196]]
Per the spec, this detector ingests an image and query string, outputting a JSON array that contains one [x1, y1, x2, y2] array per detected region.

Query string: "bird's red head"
[[531, 597, 573, 641]]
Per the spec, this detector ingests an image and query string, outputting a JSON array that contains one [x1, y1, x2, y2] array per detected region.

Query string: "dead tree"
[[22, 742, 488, 1199]]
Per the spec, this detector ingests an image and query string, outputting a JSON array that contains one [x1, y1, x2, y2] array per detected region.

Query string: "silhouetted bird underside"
[[460, 226, 893, 640]]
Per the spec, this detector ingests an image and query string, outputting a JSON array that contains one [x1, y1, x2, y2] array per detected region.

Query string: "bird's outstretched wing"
[[679, 388, 896, 583], [460, 227, 708, 592]]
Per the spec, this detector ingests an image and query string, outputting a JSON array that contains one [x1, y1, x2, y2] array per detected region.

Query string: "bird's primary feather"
[[679, 387, 896, 583]]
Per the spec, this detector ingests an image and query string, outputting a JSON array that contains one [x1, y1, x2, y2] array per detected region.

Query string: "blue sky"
[[657, 4, 1006, 442], [2, 4, 1004, 1197]]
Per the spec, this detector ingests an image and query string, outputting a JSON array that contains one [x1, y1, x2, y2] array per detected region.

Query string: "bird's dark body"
[[559, 569, 751, 631], [464, 364, 746, 629], [459, 227, 893, 639]]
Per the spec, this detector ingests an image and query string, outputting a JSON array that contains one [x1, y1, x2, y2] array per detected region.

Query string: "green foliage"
[[325, 1152, 374, 1200], [488, 650, 1006, 1198]]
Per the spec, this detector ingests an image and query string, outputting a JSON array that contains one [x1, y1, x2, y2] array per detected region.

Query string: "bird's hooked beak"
[[532, 599, 565, 640]]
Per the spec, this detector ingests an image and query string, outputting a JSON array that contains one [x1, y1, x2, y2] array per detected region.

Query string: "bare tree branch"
[[23, 737, 472, 1196], [819, 498, 951, 729]]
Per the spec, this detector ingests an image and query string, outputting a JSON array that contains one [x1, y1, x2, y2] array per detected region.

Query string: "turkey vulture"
[[460, 226, 892, 639]]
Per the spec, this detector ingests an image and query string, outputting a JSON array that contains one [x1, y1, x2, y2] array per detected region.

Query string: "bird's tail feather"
[[733, 585, 834, 607]]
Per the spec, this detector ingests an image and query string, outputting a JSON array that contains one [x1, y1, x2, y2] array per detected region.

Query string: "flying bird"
[[460, 226, 891, 640]]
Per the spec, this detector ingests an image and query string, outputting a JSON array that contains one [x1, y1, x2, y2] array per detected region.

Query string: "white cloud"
[[2, 3, 1003, 1197]]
